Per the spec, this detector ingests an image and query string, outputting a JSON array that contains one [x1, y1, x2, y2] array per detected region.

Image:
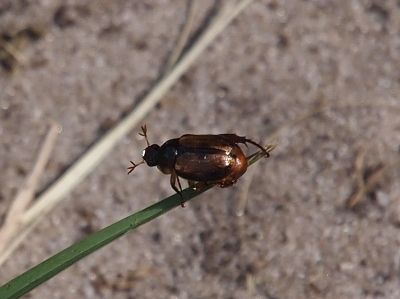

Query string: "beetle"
[[128, 125, 269, 204]]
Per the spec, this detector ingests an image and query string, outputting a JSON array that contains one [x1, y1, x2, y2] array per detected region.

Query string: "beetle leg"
[[176, 175, 183, 193], [138, 125, 151, 147], [219, 134, 270, 157], [244, 138, 270, 157], [170, 171, 185, 207], [218, 179, 236, 188], [189, 180, 210, 191], [127, 160, 145, 174]]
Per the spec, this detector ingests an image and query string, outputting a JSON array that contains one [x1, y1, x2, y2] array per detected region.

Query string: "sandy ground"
[[1, 0, 400, 298]]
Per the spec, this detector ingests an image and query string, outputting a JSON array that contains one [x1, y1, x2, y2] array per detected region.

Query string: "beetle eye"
[[143, 144, 160, 167]]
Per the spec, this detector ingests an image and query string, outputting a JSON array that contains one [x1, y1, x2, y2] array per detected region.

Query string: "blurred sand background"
[[1, 1, 400, 298]]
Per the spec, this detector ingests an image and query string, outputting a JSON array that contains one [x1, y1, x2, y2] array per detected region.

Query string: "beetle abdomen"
[[214, 145, 247, 187]]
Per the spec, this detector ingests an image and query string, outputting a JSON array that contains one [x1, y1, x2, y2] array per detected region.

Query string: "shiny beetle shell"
[[171, 134, 248, 186], [128, 126, 269, 203]]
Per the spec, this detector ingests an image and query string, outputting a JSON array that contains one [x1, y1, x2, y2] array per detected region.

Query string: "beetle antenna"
[[138, 125, 151, 147], [244, 139, 270, 157], [127, 160, 145, 174]]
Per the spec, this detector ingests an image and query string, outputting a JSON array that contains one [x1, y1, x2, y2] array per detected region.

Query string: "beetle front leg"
[[170, 171, 185, 207]]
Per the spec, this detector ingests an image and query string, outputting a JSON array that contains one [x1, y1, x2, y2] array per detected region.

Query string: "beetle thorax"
[[156, 145, 178, 174]]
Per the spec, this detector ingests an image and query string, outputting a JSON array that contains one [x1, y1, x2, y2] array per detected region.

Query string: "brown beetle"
[[128, 125, 269, 203]]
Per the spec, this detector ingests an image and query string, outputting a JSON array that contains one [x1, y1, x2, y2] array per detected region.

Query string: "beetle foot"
[[127, 160, 145, 174], [176, 190, 186, 208], [189, 181, 210, 191], [218, 180, 236, 188]]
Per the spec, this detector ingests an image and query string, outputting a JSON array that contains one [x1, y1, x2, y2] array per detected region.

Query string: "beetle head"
[[143, 144, 160, 167], [127, 125, 160, 174]]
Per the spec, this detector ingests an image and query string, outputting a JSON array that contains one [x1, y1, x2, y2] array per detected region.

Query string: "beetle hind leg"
[[219, 134, 269, 157], [244, 138, 270, 157]]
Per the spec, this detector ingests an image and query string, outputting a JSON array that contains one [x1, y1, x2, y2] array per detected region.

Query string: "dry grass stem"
[[0, 123, 59, 263], [1, 0, 256, 265], [348, 155, 400, 208], [354, 143, 369, 186], [0, 39, 27, 66], [21, 0, 254, 224], [237, 143, 277, 245], [163, 0, 197, 73]]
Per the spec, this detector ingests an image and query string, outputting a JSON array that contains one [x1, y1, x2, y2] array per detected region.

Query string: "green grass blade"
[[0, 186, 210, 299], [0, 146, 275, 299]]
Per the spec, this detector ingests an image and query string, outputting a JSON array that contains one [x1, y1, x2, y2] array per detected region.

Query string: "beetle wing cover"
[[175, 150, 234, 181], [175, 134, 241, 182], [178, 134, 236, 152]]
